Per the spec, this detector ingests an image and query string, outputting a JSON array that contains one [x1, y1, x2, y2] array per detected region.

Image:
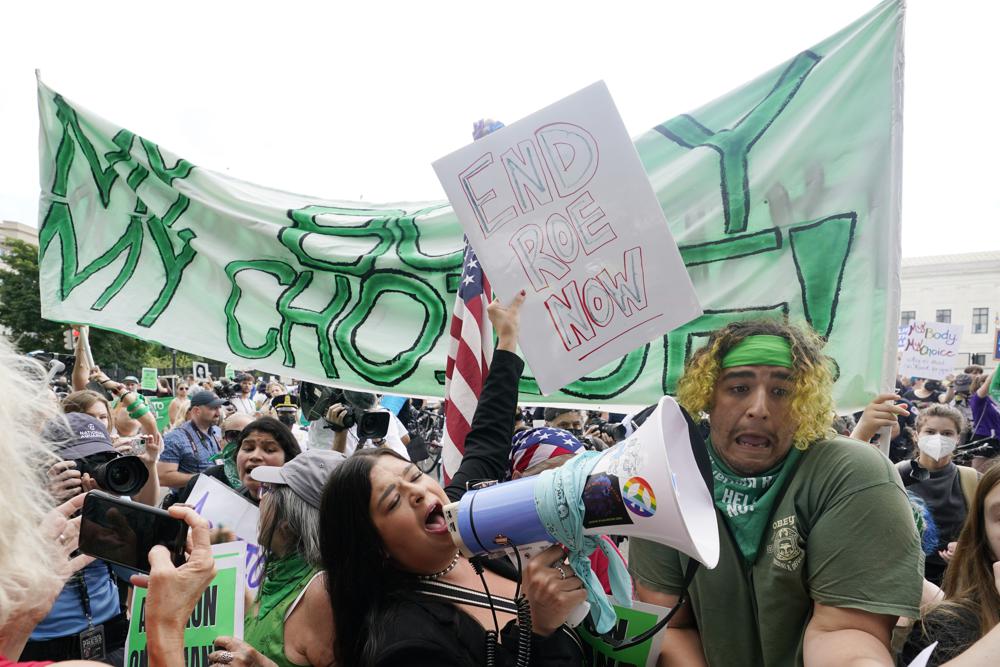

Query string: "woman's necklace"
[[416, 551, 461, 581]]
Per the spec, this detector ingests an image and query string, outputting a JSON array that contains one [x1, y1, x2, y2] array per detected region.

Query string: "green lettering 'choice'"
[[37, 0, 903, 410]]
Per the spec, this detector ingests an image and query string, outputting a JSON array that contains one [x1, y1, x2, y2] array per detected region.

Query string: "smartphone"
[[79, 491, 188, 573], [115, 435, 150, 455]]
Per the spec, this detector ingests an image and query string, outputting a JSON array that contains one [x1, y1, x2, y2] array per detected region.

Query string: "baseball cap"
[[44, 412, 116, 459], [250, 449, 346, 509], [190, 391, 227, 408], [122, 375, 140, 384]]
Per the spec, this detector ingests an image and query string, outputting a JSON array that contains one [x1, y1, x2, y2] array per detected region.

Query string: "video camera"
[[298, 382, 389, 440], [953, 436, 1000, 465], [213, 378, 239, 400], [585, 416, 628, 444], [27, 351, 76, 398]]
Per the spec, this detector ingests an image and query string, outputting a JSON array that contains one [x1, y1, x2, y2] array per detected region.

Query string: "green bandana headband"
[[722, 335, 793, 369]]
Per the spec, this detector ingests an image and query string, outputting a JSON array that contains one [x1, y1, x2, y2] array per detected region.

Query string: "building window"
[[972, 353, 987, 366], [900, 310, 916, 327], [973, 308, 989, 334], [935, 309, 951, 324]]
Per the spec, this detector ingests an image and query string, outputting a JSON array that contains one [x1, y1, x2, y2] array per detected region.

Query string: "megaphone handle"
[[565, 600, 590, 628]]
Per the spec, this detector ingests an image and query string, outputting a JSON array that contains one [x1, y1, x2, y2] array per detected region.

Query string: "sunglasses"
[[224, 429, 242, 442]]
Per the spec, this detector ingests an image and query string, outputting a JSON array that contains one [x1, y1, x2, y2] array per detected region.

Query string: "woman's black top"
[[443, 349, 524, 502], [373, 589, 584, 666], [376, 349, 584, 666]]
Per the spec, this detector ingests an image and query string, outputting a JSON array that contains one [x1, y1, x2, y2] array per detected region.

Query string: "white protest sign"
[[906, 642, 938, 667], [898, 321, 963, 380], [433, 82, 701, 395], [189, 475, 266, 591], [193, 362, 210, 381]]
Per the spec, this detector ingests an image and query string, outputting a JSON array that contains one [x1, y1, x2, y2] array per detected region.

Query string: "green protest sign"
[[125, 546, 244, 667], [577, 601, 670, 667], [36, 0, 902, 411], [140, 367, 158, 391], [147, 396, 174, 432]]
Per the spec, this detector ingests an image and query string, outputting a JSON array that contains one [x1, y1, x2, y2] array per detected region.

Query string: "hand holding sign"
[[488, 290, 526, 352]]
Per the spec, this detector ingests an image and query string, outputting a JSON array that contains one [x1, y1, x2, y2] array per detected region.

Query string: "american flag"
[[441, 241, 493, 483]]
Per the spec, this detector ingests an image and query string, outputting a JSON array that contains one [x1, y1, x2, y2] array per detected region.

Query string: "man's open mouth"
[[736, 434, 771, 449]]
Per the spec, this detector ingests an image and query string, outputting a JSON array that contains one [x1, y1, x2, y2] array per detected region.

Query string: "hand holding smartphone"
[[79, 491, 188, 573]]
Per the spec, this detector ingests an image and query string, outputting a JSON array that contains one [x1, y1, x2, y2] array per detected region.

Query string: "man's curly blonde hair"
[[676, 319, 835, 450]]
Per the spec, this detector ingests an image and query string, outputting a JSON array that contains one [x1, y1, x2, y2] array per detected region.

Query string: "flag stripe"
[[440, 240, 493, 484]]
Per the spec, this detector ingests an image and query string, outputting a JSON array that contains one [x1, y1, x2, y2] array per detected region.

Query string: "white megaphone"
[[442, 396, 719, 625]]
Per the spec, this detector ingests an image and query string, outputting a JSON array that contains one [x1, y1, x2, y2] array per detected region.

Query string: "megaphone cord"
[[585, 557, 701, 652], [469, 554, 532, 667], [469, 557, 501, 637]]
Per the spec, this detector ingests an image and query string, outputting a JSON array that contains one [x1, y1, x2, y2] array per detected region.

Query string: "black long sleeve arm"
[[444, 349, 524, 502]]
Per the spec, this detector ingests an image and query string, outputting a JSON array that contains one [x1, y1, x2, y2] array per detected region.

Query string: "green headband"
[[721, 335, 793, 369]]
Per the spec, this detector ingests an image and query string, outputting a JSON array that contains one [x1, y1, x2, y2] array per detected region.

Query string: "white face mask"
[[917, 434, 957, 461]]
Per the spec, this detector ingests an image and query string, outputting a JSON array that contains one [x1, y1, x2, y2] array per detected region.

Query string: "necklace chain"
[[416, 551, 460, 581]]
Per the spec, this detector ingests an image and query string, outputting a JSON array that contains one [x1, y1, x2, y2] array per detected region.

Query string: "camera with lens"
[[214, 378, 238, 400], [298, 382, 389, 441], [585, 417, 628, 443], [953, 437, 1000, 465], [75, 452, 149, 496]]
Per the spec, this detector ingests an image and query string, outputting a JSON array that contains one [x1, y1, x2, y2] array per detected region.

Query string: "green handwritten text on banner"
[[37, 0, 903, 410]]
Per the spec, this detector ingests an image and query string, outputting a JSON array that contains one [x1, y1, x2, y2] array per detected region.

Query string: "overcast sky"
[[2, 0, 996, 258]]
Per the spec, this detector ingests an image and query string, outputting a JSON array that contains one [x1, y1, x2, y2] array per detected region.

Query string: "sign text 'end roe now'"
[[433, 82, 702, 395]]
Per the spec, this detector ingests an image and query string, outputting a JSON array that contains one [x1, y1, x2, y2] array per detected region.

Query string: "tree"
[[0, 238, 155, 369]]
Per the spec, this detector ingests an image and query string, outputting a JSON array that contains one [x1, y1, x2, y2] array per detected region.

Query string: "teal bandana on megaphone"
[[534, 450, 633, 634]]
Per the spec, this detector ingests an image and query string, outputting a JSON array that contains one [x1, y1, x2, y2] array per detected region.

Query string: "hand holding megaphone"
[[521, 545, 589, 636], [442, 396, 719, 634]]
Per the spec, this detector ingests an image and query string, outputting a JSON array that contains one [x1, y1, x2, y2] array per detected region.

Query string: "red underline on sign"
[[577, 314, 664, 362]]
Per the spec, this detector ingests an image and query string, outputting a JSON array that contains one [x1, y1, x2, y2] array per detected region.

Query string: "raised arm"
[[71, 327, 90, 391], [444, 291, 525, 501]]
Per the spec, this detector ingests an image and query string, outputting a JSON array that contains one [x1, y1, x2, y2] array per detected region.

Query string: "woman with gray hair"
[[0, 333, 215, 667], [209, 449, 341, 667]]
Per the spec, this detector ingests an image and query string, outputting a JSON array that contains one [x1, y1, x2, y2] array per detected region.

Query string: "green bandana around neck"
[[210, 441, 242, 489], [256, 552, 315, 620], [707, 440, 802, 562], [722, 335, 793, 369]]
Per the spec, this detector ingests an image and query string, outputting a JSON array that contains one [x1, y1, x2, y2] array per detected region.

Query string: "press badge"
[[79, 624, 105, 660]]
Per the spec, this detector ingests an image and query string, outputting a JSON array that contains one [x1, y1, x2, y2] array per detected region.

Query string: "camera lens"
[[93, 456, 149, 496], [357, 411, 390, 441]]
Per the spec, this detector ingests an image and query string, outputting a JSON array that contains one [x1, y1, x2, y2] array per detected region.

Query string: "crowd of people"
[[3, 296, 1000, 667]]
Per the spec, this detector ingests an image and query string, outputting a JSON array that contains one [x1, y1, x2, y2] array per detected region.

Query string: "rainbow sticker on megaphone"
[[622, 476, 657, 518]]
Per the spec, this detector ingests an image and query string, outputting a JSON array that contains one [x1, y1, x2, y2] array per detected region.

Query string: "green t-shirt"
[[629, 436, 923, 667]]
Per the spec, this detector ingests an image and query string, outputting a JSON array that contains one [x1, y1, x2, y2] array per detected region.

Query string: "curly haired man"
[[629, 319, 923, 667]]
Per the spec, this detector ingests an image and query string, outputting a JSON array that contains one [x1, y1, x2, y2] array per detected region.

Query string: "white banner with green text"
[[37, 0, 903, 410]]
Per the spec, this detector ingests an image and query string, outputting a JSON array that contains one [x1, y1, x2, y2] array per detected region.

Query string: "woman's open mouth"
[[424, 502, 449, 534]]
